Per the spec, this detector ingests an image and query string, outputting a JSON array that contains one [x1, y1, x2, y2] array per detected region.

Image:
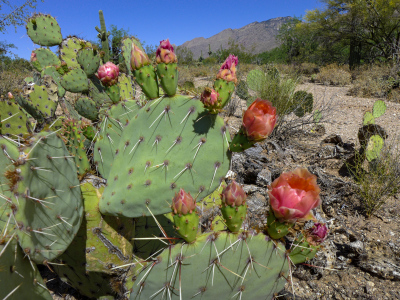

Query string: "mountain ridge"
[[179, 16, 292, 59]]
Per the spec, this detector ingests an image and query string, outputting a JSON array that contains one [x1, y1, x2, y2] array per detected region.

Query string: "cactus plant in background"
[[0, 10, 330, 299]]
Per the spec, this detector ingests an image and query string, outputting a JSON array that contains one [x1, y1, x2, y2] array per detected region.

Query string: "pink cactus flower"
[[7, 92, 14, 99], [96, 62, 119, 86], [200, 87, 220, 110], [30, 52, 37, 62], [172, 188, 196, 215], [216, 54, 238, 84], [242, 99, 277, 141], [156, 39, 177, 64], [130, 43, 150, 70], [221, 181, 247, 207], [307, 223, 328, 244], [268, 168, 321, 223]]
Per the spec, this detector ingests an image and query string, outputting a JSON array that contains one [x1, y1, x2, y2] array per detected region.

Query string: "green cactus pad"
[[230, 129, 256, 152], [246, 69, 265, 92], [236, 80, 249, 100], [132, 215, 178, 259], [157, 63, 178, 96], [266, 211, 294, 240], [0, 238, 53, 300], [0, 98, 31, 138], [51, 218, 121, 298], [105, 84, 120, 104], [60, 119, 91, 176], [80, 180, 137, 273], [133, 65, 159, 99], [366, 134, 384, 162], [75, 96, 99, 121], [289, 234, 320, 264], [18, 83, 58, 120], [41, 66, 66, 97], [372, 100, 386, 118], [99, 95, 231, 218], [13, 132, 83, 263], [94, 101, 140, 179], [118, 73, 135, 101], [173, 211, 199, 243], [131, 231, 289, 299], [220, 204, 247, 233], [77, 47, 101, 76], [59, 37, 91, 68], [89, 76, 113, 107], [26, 14, 62, 46], [363, 111, 375, 125], [60, 67, 89, 93], [121, 37, 133, 75], [31, 48, 61, 72], [213, 79, 235, 108], [292, 90, 314, 117]]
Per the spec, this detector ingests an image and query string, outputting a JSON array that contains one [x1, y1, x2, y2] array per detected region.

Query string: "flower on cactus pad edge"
[[156, 39, 177, 64], [30, 52, 37, 62], [172, 188, 196, 215], [130, 43, 150, 70], [96, 62, 119, 86], [221, 181, 247, 207], [307, 223, 328, 244], [216, 54, 238, 84], [7, 92, 13, 99], [200, 87, 220, 110], [242, 99, 277, 141], [268, 168, 321, 223]]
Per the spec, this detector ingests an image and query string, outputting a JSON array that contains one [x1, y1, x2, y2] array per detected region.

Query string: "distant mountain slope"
[[179, 16, 292, 59]]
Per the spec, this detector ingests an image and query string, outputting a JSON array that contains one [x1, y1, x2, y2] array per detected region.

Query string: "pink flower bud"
[[130, 43, 150, 70], [216, 54, 238, 84], [7, 92, 14, 99], [242, 99, 277, 141], [30, 52, 37, 62], [221, 181, 247, 207], [200, 87, 220, 110], [156, 39, 177, 64], [96, 62, 119, 86], [268, 168, 321, 223], [172, 188, 196, 215], [307, 223, 328, 244]]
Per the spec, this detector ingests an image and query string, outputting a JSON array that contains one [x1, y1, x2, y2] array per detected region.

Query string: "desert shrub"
[[315, 63, 351, 86], [348, 64, 399, 99], [0, 57, 32, 97], [298, 62, 319, 75], [350, 141, 400, 217]]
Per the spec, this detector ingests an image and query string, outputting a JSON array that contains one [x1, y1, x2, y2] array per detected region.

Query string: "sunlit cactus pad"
[[99, 95, 231, 218], [130, 231, 289, 299]]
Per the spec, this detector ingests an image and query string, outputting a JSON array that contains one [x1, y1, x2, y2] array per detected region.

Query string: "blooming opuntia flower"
[[200, 87, 220, 110], [268, 168, 321, 223], [30, 52, 37, 62], [96, 62, 119, 86], [7, 92, 13, 99], [242, 99, 277, 141], [307, 223, 328, 244], [221, 181, 247, 207], [156, 39, 177, 64], [216, 54, 238, 84], [172, 188, 196, 215], [130, 43, 150, 70]]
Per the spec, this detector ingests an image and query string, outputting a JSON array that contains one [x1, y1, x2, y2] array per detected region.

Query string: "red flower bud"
[[131, 43, 150, 70], [242, 99, 276, 141], [221, 181, 247, 207], [216, 54, 238, 84], [200, 87, 221, 111], [96, 62, 119, 86], [156, 39, 177, 64], [268, 168, 321, 223], [307, 223, 328, 244], [30, 52, 37, 62], [172, 188, 196, 215]]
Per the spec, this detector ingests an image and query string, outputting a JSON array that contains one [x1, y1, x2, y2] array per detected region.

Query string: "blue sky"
[[4, 0, 323, 60]]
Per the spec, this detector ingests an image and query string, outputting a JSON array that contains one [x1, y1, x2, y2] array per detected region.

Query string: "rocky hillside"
[[179, 16, 291, 59]]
